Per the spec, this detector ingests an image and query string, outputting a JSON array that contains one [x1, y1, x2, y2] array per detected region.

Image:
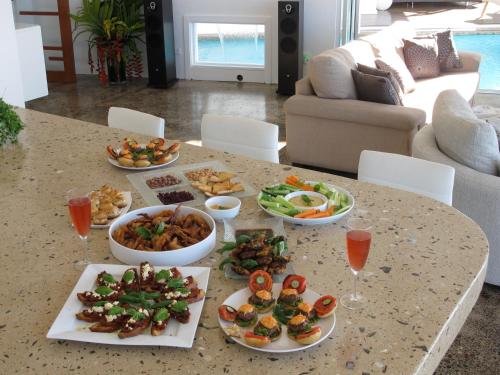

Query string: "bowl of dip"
[[284, 191, 328, 211], [205, 196, 241, 222]]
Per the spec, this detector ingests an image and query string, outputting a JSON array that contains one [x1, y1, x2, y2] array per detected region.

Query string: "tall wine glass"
[[341, 217, 372, 310], [67, 188, 91, 269]]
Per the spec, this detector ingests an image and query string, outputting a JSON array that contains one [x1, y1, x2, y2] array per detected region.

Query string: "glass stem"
[[81, 236, 89, 264], [353, 272, 358, 301]]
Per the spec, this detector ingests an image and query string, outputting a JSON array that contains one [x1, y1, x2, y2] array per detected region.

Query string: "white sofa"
[[413, 91, 500, 285]]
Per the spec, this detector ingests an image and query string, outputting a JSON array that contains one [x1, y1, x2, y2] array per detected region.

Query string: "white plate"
[[109, 205, 216, 266], [257, 181, 355, 226], [107, 151, 179, 171], [218, 283, 336, 353], [91, 191, 132, 229], [47, 264, 210, 348]]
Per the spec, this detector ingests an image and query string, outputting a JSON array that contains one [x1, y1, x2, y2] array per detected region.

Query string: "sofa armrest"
[[446, 51, 481, 73], [284, 95, 426, 131], [295, 77, 315, 96]]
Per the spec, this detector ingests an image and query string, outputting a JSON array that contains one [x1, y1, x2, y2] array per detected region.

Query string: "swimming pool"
[[197, 38, 265, 66], [454, 34, 500, 91]]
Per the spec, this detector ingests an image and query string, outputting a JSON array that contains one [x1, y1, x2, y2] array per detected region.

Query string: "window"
[[193, 23, 265, 67]]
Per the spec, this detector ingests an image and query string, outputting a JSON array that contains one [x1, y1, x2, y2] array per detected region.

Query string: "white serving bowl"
[[284, 190, 328, 211], [108, 205, 216, 266], [204, 196, 241, 222]]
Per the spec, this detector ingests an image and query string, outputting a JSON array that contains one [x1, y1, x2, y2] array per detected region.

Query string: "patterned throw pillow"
[[435, 30, 462, 70], [351, 70, 402, 106], [403, 37, 440, 79], [357, 63, 404, 103], [375, 58, 416, 94]]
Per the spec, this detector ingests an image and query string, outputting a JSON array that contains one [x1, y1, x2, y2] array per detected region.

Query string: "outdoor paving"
[[361, 1, 500, 31]]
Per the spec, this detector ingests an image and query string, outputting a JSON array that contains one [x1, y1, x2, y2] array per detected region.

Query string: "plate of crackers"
[[186, 168, 245, 197], [90, 185, 133, 228]]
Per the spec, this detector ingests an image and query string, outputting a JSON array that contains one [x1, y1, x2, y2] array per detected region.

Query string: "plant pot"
[[107, 58, 127, 84]]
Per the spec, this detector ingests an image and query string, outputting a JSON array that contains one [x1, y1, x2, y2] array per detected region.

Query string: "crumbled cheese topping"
[[156, 320, 163, 325], [90, 306, 104, 313], [142, 263, 153, 280], [164, 290, 190, 299], [128, 318, 136, 324], [105, 314, 118, 322]]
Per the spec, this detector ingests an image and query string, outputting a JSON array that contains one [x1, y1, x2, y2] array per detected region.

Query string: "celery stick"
[[334, 205, 351, 215], [275, 195, 296, 210]]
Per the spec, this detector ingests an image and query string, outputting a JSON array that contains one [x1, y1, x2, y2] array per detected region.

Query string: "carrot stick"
[[326, 206, 335, 215], [287, 175, 299, 182], [305, 212, 331, 219], [294, 209, 318, 218]]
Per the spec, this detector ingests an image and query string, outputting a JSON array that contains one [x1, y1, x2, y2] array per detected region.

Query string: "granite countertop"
[[0, 109, 488, 374]]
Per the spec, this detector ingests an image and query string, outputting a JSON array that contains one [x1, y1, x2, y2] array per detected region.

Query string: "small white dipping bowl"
[[204, 196, 241, 222], [109, 205, 216, 266], [284, 191, 328, 211]]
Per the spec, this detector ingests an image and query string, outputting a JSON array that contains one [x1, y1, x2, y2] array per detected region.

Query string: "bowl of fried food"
[[109, 205, 216, 266]]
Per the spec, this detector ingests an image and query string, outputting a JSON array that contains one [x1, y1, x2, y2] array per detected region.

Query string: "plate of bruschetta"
[[47, 263, 209, 347], [218, 271, 336, 353]]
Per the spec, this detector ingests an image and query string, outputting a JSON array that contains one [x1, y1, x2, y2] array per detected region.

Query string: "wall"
[[14, 0, 339, 83], [0, 1, 25, 107]]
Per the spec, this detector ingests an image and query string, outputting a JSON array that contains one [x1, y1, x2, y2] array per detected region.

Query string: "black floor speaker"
[[277, 0, 304, 96], [144, 0, 177, 88]]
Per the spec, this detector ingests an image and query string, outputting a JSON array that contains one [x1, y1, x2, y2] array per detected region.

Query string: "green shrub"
[[0, 99, 24, 146]]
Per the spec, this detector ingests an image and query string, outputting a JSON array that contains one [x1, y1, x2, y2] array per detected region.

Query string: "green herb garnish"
[[108, 306, 125, 316], [94, 286, 114, 296], [155, 222, 165, 235], [301, 194, 312, 206], [239, 259, 259, 269], [122, 270, 135, 283], [155, 269, 172, 282], [218, 257, 238, 271], [167, 278, 185, 288], [216, 241, 236, 254], [102, 273, 117, 284], [236, 234, 252, 245], [135, 226, 152, 240], [170, 301, 188, 313], [272, 304, 295, 325], [154, 308, 170, 322]]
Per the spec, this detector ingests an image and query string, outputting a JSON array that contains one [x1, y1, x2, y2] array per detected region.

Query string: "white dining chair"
[[358, 150, 455, 205], [108, 107, 165, 138], [201, 114, 279, 163]]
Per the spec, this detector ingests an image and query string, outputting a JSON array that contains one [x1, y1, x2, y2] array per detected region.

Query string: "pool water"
[[454, 34, 500, 91], [197, 38, 265, 66]]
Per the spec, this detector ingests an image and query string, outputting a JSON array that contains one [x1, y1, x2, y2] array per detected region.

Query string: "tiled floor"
[[361, 1, 500, 31], [26, 76, 500, 374]]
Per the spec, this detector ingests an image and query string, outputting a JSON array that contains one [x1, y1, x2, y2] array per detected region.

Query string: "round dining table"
[[0, 109, 488, 375]]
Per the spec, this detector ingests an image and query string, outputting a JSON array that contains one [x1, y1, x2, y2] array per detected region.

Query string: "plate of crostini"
[[218, 271, 336, 353], [89, 185, 132, 229], [47, 263, 210, 348]]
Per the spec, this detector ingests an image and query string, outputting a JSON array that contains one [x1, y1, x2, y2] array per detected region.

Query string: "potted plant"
[[0, 99, 24, 146], [71, 0, 145, 85]]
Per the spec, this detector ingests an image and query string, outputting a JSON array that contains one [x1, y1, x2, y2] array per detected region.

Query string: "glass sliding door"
[[339, 0, 360, 46]]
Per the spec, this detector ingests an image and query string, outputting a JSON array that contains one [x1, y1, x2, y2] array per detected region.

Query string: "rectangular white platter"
[[126, 160, 257, 207], [47, 264, 210, 348]]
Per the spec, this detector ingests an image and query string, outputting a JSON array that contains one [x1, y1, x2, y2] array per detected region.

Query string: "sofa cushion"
[[435, 30, 463, 71], [376, 58, 416, 94], [340, 40, 377, 68], [403, 37, 440, 79], [351, 70, 402, 105], [432, 90, 500, 175], [309, 49, 357, 99], [403, 72, 479, 122], [357, 63, 403, 102]]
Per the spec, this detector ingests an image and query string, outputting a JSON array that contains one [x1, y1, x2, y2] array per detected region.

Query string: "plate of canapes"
[[106, 137, 180, 170], [47, 263, 209, 348], [218, 270, 336, 353], [89, 185, 132, 228]]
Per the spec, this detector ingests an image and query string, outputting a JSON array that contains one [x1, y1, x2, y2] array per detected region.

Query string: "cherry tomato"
[[218, 305, 237, 322], [283, 274, 307, 294], [248, 270, 273, 293], [313, 295, 337, 317]]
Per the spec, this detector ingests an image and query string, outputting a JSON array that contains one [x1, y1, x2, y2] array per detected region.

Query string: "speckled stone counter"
[[0, 109, 488, 374]]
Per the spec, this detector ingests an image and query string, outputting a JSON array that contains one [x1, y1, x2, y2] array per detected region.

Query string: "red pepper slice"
[[248, 270, 273, 293], [283, 274, 307, 294], [313, 295, 337, 317], [218, 305, 237, 322]]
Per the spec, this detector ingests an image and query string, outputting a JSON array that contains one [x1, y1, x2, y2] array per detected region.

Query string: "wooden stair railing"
[[18, 0, 76, 83]]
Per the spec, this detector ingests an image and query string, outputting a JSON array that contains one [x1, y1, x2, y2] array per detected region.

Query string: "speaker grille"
[[280, 37, 297, 54], [280, 18, 297, 35], [146, 16, 163, 31]]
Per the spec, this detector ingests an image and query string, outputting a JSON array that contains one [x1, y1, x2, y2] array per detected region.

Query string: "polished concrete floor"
[[361, 1, 500, 31], [27, 76, 500, 374]]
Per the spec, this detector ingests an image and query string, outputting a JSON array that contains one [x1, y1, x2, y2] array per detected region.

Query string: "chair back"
[[201, 114, 279, 163], [358, 150, 455, 205], [108, 107, 165, 138]]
